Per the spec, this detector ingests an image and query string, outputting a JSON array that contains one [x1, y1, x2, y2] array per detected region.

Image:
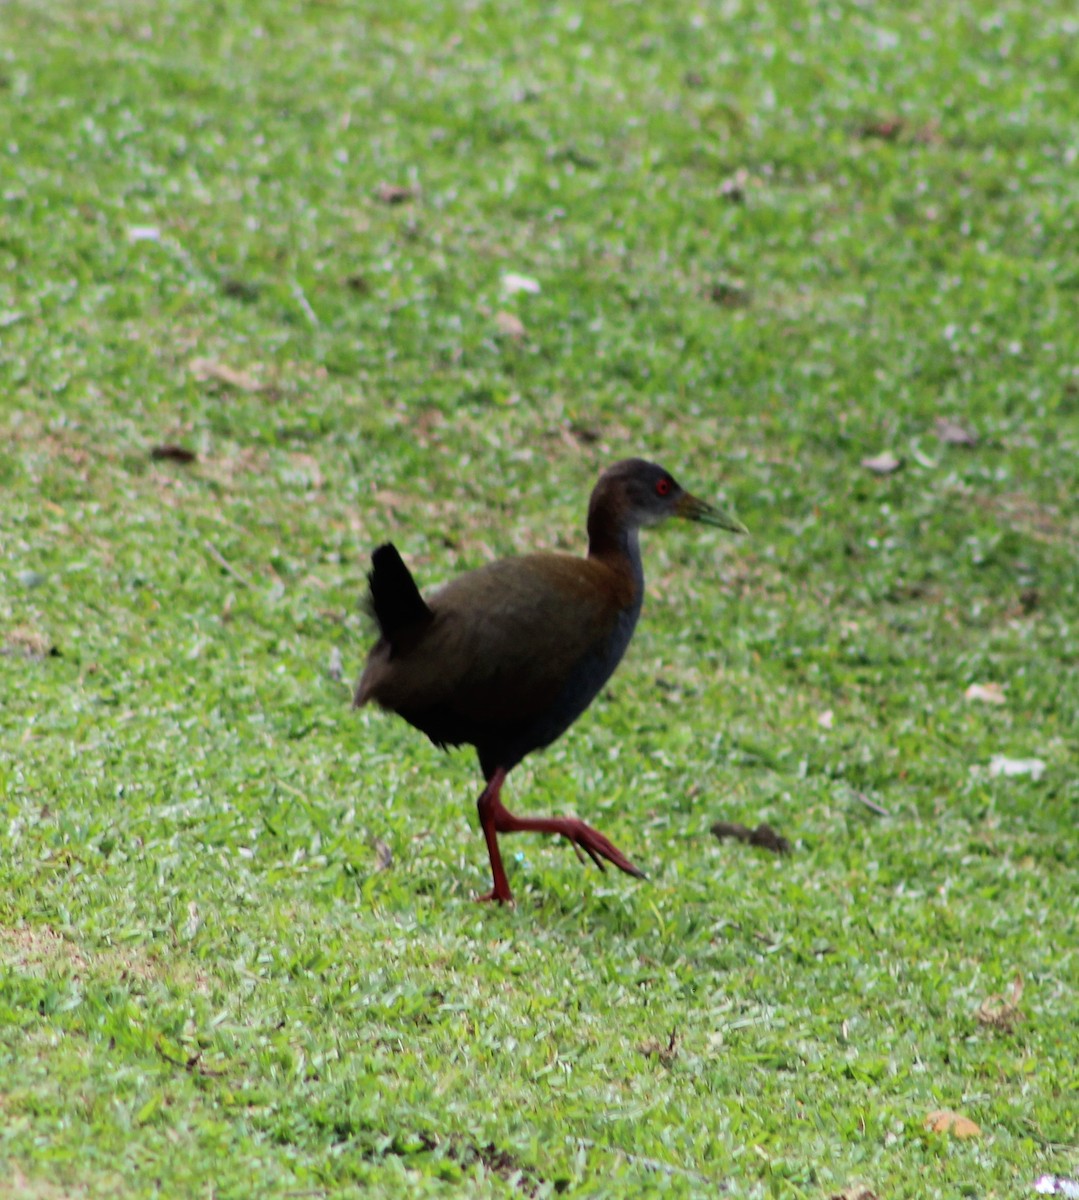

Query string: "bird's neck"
[[586, 512, 645, 604]]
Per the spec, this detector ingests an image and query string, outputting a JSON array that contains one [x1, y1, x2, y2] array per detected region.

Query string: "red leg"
[[475, 768, 513, 903], [475, 770, 646, 903]]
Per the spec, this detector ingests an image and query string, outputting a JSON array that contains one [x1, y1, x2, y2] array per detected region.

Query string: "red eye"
[[656, 477, 672, 497]]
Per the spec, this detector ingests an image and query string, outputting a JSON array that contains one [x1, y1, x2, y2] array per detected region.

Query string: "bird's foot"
[[473, 885, 515, 905], [557, 817, 647, 880]]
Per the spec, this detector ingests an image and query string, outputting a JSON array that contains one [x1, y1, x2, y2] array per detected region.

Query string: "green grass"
[[2, 0, 1077, 1196]]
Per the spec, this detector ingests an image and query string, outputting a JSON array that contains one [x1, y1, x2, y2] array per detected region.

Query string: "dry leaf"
[[861, 451, 903, 475], [150, 444, 197, 464], [854, 792, 891, 817], [935, 416, 978, 446], [566, 421, 601, 445], [221, 277, 260, 301], [709, 280, 751, 307], [376, 182, 416, 205], [638, 1029, 679, 1066], [711, 821, 791, 856], [189, 358, 262, 392], [964, 682, 1005, 705], [925, 1110, 981, 1138], [830, 1189, 881, 1200], [502, 272, 541, 295], [373, 838, 393, 872], [719, 169, 750, 203], [494, 311, 526, 340], [976, 974, 1024, 1032], [860, 118, 904, 140]]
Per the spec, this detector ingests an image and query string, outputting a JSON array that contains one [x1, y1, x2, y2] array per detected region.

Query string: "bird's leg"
[[477, 774, 646, 892], [475, 768, 514, 903]]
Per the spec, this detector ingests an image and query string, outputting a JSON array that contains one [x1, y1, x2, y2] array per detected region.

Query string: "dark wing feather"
[[366, 543, 433, 646]]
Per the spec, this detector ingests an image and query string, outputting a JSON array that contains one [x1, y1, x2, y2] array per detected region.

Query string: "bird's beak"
[[676, 492, 748, 535]]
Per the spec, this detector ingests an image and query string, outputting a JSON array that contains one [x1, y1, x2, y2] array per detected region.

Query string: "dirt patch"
[[975, 491, 1075, 542], [0, 1159, 110, 1199], [0, 925, 210, 994]]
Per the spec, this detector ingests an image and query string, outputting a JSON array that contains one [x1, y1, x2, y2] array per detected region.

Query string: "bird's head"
[[593, 458, 748, 535]]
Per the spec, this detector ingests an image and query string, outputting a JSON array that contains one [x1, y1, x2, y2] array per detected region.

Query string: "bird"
[[354, 458, 747, 903]]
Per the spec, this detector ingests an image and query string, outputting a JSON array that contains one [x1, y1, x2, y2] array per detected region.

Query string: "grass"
[[2, 0, 1077, 1195]]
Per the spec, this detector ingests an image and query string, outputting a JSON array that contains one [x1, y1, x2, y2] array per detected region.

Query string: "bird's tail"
[[364, 543, 433, 645]]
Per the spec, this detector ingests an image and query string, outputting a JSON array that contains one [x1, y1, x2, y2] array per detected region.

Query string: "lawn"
[[1, 0, 1077, 1196]]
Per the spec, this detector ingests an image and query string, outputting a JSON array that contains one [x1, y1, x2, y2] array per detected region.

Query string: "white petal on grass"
[[965, 682, 1006, 705], [861, 450, 903, 475], [127, 225, 161, 242], [988, 755, 1046, 780], [502, 272, 541, 295], [1034, 1177, 1079, 1198]]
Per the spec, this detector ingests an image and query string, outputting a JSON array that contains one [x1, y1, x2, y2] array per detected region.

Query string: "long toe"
[[564, 819, 647, 880]]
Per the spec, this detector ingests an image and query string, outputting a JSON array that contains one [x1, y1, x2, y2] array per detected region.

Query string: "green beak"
[[677, 492, 748, 535]]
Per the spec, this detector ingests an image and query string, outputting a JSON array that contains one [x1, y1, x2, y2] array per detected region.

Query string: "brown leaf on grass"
[[860, 117, 905, 140], [370, 488, 412, 516], [861, 450, 903, 475], [150, 444, 197, 464], [913, 121, 943, 146], [373, 838, 394, 872], [567, 421, 601, 445], [493, 311, 526, 340], [719, 169, 750, 203], [709, 280, 751, 308], [976, 974, 1024, 1033], [639, 1028, 679, 1066], [376, 182, 417, 205], [935, 416, 978, 446], [924, 1110, 981, 1138], [829, 1189, 881, 1200], [189, 358, 263, 392], [711, 821, 791, 856], [221, 277, 260, 302]]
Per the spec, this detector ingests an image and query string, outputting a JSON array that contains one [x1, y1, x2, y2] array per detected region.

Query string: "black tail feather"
[[367, 543, 433, 643]]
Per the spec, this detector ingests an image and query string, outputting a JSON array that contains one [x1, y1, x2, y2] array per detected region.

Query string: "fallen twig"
[[204, 540, 254, 588]]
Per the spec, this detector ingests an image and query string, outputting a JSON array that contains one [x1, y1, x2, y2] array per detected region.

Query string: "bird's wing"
[[366, 553, 635, 727]]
